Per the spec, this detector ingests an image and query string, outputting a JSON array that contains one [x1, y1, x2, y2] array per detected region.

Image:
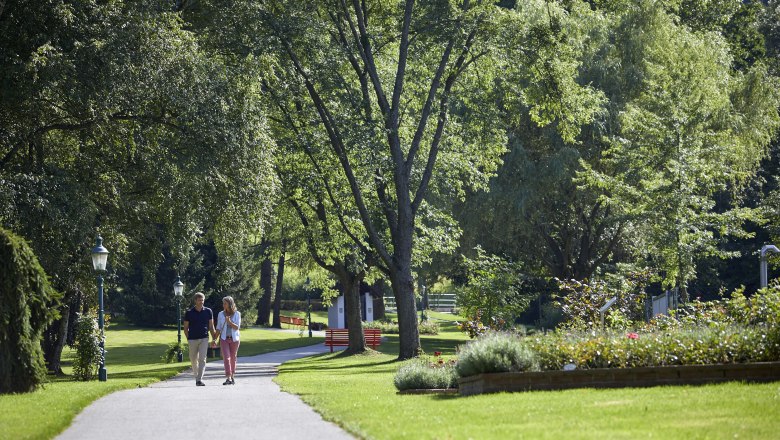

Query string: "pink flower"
[[626, 332, 639, 340]]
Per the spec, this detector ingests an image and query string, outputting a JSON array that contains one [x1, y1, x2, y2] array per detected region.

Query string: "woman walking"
[[214, 296, 241, 385]]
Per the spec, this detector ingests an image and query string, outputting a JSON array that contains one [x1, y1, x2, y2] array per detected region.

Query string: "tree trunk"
[[272, 241, 286, 329], [256, 239, 274, 325], [391, 202, 421, 359], [42, 304, 70, 374], [391, 264, 420, 359], [339, 270, 367, 354], [371, 279, 385, 320]]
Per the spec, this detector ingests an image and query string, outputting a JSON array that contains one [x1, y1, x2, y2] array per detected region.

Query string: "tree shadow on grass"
[[100, 343, 171, 366], [282, 360, 399, 374], [376, 335, 465, 357]]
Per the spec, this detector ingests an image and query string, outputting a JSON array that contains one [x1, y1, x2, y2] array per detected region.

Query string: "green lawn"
[[8, 311, 773, 439], [275, 313, 780, 440], [0, 324, 323, 440]]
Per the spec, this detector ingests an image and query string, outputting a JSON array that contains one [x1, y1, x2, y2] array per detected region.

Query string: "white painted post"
[[760, 245, 779, 288], [364, 292, 373, 322], [599, 297, 617, 328], [328, 295, 345, 328]]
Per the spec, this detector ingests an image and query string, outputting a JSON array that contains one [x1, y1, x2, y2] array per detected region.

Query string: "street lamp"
[[91, 235, 109, 382], [305, 277, 312, 337], [173, 276, 185, 362], [420, 284, 427, 323]]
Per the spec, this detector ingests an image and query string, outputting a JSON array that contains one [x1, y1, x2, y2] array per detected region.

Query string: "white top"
[[216, 310, 241, 341]]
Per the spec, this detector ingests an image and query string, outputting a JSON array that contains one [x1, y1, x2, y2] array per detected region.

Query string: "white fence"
[[651, 289, 678, 317], [428, 293, 456, 311], [383, 293, 457, 312]]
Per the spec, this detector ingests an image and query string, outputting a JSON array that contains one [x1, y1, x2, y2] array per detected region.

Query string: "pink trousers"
[[220, 337, 240, 377]]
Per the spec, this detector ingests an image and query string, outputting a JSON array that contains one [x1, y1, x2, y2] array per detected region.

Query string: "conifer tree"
[[0, 228, 61, 393]]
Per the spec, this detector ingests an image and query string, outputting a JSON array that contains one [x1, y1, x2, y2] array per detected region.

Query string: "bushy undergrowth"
[[418, 320, 440, 335], [162, 341, 188, 364], [456, 331, 539, 377], [364, 320, 399, 333], [72, 312, 103, 381], [527, 325, 779, 370], [364, 319, 439, 335], [455, 283, 780, 375], [394, 356, 458, 391]]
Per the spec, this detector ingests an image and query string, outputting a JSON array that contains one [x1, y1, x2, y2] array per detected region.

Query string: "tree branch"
[[287, 196, 337, 272], [411, 24, 481, 215], [266, 83, 374, 259]]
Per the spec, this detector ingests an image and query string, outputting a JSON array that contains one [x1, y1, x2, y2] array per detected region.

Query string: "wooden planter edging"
[[397, 388, 458, 395], [458, 362, 780, 396]]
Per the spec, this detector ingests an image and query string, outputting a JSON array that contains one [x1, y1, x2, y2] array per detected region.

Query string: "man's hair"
[[193, 292, 205, 301]]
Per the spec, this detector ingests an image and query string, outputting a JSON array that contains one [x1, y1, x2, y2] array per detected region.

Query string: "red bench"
[[280, 315, 306, 328], [325, 328, 382, 352]]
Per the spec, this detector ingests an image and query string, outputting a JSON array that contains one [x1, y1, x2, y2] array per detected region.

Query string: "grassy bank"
[[0, 324, 322, 439], [275, 313, 780, 439]]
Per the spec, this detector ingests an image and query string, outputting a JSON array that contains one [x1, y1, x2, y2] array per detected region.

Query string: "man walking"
[[183, 292, 217, 386]]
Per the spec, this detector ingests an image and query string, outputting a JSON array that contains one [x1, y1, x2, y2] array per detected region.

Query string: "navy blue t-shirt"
[[184, 307, 213, 340]]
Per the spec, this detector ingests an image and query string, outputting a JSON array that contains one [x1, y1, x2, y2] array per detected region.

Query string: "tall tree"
[[177, 0, 499, 358], [0, 228, 60, 393], [457, 0, 615, 280], [580, 0, 780, 299], [201, 0, 604, 359], [0, 0, 277, 368]]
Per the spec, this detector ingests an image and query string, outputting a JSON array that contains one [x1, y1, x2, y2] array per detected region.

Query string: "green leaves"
[[0, 1, 278, 342], [501, 0, 607, 144], [456, 247, 534, 326], [577, 0, 780, 291]]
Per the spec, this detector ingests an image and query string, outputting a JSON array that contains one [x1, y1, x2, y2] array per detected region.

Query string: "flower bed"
[[393, 284, 780, 394], [458, 361, 780, 396]]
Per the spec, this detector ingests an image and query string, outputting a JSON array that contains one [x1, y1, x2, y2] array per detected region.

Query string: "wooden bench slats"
[[324, 328, 382, 352]]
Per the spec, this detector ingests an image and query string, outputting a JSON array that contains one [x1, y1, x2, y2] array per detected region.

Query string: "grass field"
[[275, 312, 780, 439], [6, 311, 777, 439], [0, 323, 323, 440]]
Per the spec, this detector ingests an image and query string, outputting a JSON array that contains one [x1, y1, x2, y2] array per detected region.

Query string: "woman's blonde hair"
[[222, 296, 237, 316]]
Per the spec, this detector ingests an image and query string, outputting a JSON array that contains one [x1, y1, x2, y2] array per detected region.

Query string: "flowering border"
[[458, 362, 780, 396]]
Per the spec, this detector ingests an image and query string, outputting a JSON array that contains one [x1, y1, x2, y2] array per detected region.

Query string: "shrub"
[[674, 297, 732, 327], [0, 228, 61, 393], [507, 283, 780, 371], [309, 321, 328, 331], [456, 248, 534, 328], [555, 269, 650, 329], [734, 281, 780, 327], [162, 341, 188, 364], [456, 309, 507, 338], [526, 324, 780, 371], [456, 331, 539, 378], [72, 312, 103, 381], [363, 320, 399, 334], [280, 300, 326, 312], [393, 356, 458, 391], [418, 320, 439, 335]]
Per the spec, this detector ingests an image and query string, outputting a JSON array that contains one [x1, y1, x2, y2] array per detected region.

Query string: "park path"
[[56, 342, 354, 440]]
